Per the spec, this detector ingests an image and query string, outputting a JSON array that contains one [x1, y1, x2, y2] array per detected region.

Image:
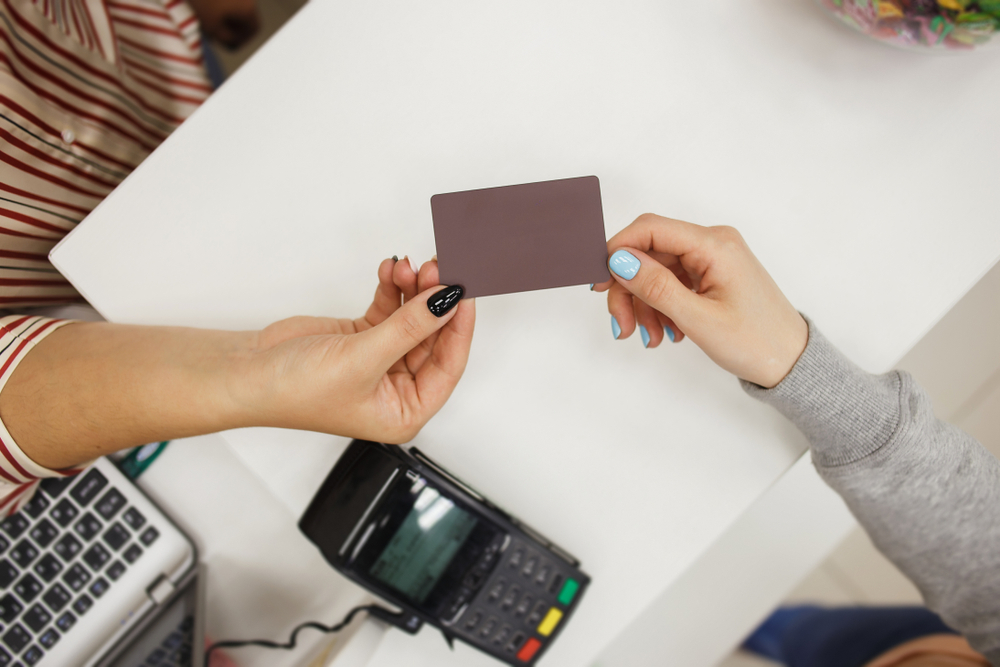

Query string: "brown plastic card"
[[431, 176, 610, 299]]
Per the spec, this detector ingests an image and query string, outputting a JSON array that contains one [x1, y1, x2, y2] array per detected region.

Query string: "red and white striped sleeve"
[[0, 315, 87, 515]]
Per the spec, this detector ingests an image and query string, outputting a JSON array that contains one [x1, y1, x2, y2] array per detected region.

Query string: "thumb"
[[366, 284, 464, 368], [608, 248, 702, 327]]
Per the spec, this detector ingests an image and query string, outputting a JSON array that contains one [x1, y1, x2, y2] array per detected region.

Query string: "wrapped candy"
[[817, 0, 1000, 50]]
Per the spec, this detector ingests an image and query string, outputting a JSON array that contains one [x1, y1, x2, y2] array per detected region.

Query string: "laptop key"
[[13, 574, 42, 603], [106, 561, 125, 581], [88, 577, 109, 599], [39, 476, 74, 498], [21, 495, 48, 520], [82, 544, 110, 572], [0, 515, 28, 541], [62, 564, 91, 592], [94, 488, 127, 521], [72, 594, 92, 615], [121, 508, 146, 531], [37, 629, 57, 650], [26, 522, 56, 551], [139, 527, 159, 546], [122, 544, 142, 564], [55, 611, 75, 631], [49, 500, 78, 528], [21, 605, 49, 633], [0, 560, 17, 588], [69, 469, 107, 507], [42, 583, 71, 613], [1, 624, 29, 654], [0, 594, 22, 623], [53, 535, 82, 563], [9, 542, 37, 570], [21, 645, 41, 665], [73, 513, 102, 542], [0, 646, 9, 666], [102, 523, 129, 552], [32, 554, 62, 583], [0, 535, 8, 556]]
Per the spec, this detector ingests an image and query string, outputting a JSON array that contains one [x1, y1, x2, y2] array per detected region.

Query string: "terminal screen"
[[369, 485, 478, 604]]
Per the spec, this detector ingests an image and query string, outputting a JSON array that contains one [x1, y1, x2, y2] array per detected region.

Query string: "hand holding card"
[[431, 176, 611, 298]]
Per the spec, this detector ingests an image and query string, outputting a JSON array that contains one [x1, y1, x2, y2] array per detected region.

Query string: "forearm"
[[0, 322, 257, 469], [743, 321, 1000, 662]]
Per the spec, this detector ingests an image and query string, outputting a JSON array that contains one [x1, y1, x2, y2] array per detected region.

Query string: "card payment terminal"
[[299, 440, 589, 665]]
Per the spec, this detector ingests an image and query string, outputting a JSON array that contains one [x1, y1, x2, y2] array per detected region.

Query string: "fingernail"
[[392, 255, 398, 262], [664, 325, 675, 343], [428, 285, 463, 317], [406, 256, 417, 274], [590, 283, 595, 291], [639, 325, 650, 348], [611, 315, 621, 340], [609, 249, 640, 280]]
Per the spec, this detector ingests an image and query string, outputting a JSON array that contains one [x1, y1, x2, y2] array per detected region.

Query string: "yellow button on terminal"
[[537, 607, 563, 637]]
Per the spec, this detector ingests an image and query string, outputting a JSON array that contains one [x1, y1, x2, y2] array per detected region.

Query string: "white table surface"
[[51, 1, 1000, 665]]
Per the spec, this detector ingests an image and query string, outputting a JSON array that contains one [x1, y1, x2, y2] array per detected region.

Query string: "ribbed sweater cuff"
[[740, 318, 904, 469]]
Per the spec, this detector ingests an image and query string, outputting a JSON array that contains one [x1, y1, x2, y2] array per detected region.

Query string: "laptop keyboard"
[[0, 468, 161, 665]]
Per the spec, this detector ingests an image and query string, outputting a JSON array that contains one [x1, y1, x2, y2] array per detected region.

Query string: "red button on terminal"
[[517, 637, 542, 662]]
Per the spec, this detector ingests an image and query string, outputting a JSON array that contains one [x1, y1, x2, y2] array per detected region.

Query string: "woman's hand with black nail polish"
[[242, 257, 475, 444]]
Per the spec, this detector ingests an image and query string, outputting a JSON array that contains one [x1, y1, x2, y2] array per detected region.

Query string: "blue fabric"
[[743, 605, 958, 667], [201, 38, 227, 90]]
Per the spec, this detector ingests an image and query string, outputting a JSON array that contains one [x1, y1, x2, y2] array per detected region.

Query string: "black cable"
[[205, 604, 378, 665]]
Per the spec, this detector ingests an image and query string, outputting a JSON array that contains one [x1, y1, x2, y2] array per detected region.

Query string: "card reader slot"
[[409, 448, 487, 504]]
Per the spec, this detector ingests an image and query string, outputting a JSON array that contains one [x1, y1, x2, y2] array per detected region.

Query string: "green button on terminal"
[[557, 578, 579, 606]]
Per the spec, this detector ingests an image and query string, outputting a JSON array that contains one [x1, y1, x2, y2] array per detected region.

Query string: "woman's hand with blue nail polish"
[[243, 257, 476, 443], [593, 214, 807, 388]]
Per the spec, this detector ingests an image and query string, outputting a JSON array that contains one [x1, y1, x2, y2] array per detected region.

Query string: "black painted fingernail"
[[428, 285, 463, 317], [392, 255, 398, 261]]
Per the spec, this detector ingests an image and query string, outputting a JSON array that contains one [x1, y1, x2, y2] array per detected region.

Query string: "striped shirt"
[[0, 0, 209, 511]]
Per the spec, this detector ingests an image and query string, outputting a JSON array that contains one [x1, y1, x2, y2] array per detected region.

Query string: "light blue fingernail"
[[611, 315, 621, 340], [664, 325, 675, 343], [589, 283, 594, 291], [609, 249, 640, 280], [639, 325, 650, 348]]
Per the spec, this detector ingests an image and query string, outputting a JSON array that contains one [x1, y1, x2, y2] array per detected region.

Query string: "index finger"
[[607, 213, 709, 258]]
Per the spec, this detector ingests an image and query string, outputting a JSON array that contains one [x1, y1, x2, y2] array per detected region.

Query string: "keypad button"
[[55, 611, 75, 631], [73, 513, 101, 542], [82, 544, 110, 572], [88, 577, 109, 599], [537, 607, 563, 637], [28, 521, 57, 550], [42, 584, 71, 614], [121, 508, 146, 531], [514, 594, 533, 618], [0, 594, 22, 623], [507, 548, 524, 569], [534, 564, 551, 588], [32, 554, 62, 583], [1, 624, 29, 654], [21, 605, 50, 633], [21, 494, 48, 520], [50, 500, 78, 528], [0, 515, 28, 541], [547, 573, 564, 595], [72, 594, 92, 615], [556, 578, 580, 606], [39, 476, 74, 498], [500, 585, 520, 611], [526, 600, 547, 627], [122, 544, 142, 564], [463, 609, 483, 630], [14, 574, 42, 603], [69, 469, 107, 507], [106, 561, 126, 582], [37, 629, 58, 649], [139, 527, 159, 546], [507, 631, 526, 654], [22, 644, 42, 665], [516, 637, 542, 662], [102, 523, 129, 551], [94, 488, 126, 521], [53, 535, 81, 563], [478, 616, 498, 638], [9, 541, 37, 569], [486, 580, 505, 603], [521, 557, 537, 578], [62, 564, 91, 592], [492, 624, 512, 646], [0, 561, 17, 588]]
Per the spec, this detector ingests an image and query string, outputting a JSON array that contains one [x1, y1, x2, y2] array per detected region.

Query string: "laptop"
[[0, 457, 204, 666]]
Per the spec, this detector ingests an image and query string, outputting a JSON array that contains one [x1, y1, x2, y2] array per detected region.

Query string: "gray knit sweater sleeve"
[[742, 320, 1000, 664]]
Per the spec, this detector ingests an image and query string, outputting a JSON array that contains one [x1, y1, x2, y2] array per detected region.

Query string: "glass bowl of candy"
[[816, 0, 1000, 51]]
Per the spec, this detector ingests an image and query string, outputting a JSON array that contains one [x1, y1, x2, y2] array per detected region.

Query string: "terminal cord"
[[204, 603, 379, 664]]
